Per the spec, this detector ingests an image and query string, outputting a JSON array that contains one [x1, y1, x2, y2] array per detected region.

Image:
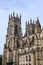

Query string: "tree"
[[0, 55, 2, 65]]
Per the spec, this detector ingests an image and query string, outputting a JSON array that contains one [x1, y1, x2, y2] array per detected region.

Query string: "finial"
[[37, 17, 39, 22], [13, 12, 15, 17], [26, 21, 27, 26], [16, 13, 18, 18], [28, 21, 29, 24], [9, 14, 10, 20], [33, 20, 34, 24], [37, 17, 38, 20], [11, 14, 12, 18], [20, 14, 21, 20], [30, 18, 32, 23]]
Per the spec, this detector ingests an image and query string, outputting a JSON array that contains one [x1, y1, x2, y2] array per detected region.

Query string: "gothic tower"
[[26, 19, 35, 36], [7, 12, 22, 37], [2, 12, 22, 65], [35, 17, 41, 33]]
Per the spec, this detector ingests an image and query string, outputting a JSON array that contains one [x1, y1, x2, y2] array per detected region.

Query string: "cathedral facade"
[[2, 12, 43, 65]]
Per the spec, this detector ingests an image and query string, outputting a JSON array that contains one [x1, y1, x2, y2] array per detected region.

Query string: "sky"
[[0, 0, 43, 55]]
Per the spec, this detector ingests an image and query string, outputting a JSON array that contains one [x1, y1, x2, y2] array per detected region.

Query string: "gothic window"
[[24, 49, 26, 53], [10, 27, 13, 35], [26, 56, 28, 61], [33, 30, 34, 34], [29, 55, 31, 61], [41, 47, 43, 57], [8, 41, 10, 48], [32, 36, 34, 45], [29, 63, 31, 65], [10, 38, 12, 49], [14, 25, 18, 36], [17, 40, 19, 48], [36, 47, 40, 52]]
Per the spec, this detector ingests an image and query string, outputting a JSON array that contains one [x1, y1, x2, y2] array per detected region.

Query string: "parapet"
[[9, 11, 21, 21]]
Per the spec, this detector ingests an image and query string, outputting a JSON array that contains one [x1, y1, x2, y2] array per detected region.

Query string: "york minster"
[[2, 12, 43, 65]]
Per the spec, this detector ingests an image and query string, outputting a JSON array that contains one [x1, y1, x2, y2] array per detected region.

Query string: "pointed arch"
[[14, 25, 18, 36], [41, 47, 43, 57]]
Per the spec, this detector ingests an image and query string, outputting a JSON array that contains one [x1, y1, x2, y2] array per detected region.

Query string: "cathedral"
[[2, 12, 43, 65]]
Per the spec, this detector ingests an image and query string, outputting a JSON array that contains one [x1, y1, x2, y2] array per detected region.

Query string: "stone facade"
[[2, 12, 43, 65]]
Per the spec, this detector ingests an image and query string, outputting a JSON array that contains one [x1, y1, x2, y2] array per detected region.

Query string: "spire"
[[9, 14, 10, 20], [37, 17, 39, 22], [26, 21, 27, 26], [33, 20, 34, 24], [20, 14, 21, 20], [30, 18, 32, 23], [36, 17, 40, 26], [16, 13, 18, 18], [13, 12, 15, 17], [11, 14, 12, 18], [28, 21, 29, 24]]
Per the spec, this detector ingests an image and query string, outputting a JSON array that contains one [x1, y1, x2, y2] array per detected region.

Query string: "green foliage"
[[0, 55, 2, 65]]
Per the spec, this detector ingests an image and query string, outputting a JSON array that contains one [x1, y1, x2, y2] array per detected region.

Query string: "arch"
[[26, 37, 30, 44], [32, 33, 38, 40], [41, 47, 43, 57], [24, 49, 26, 53], [14, 25, 18, 36], [32, 36, 34, 39], [32, 34, 38, 45], [17, 40, 19, 48], [36, 47, 40, 52], [27, 36, 30, 41], [32, 36, 34, 45]]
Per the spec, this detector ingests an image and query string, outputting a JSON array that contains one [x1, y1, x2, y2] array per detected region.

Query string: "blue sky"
[[0, 0, 43, 54]]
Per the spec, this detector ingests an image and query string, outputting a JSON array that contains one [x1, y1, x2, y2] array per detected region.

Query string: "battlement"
[[26, 18, 35, 26], [26, 17, 41, 35], [26, 17, 41, 26], [9, 12, 21, 21]]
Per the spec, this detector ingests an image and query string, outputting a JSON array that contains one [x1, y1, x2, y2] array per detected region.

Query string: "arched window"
[[8, 41, 10, 48], [29, 55, 31, 61], [33, 30, 34, 34], [36, 47, 40, 52], [17, 40, 19, 48], [14, 25, 18, 36], [41, 47, 43, 57], [32, 36, 34, 45], [26, 55, 28, 61], [24, 49, 26, 53]]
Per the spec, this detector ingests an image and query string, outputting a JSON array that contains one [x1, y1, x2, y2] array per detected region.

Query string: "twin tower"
[[2, 12, 42, 65], [7, 12, 41, 37], [7, 12, 22, 37]]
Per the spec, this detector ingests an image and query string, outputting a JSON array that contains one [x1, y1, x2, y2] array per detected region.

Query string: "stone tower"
[[35, 17, 41, 33], [2, 12, 22, 65], [26, 19, 35, 36], [7, 12, 22, 37]]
